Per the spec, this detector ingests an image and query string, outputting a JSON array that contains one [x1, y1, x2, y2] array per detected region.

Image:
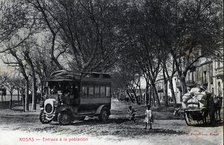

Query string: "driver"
[[60, 86, 71, 105], [51, 86, 57, 94]]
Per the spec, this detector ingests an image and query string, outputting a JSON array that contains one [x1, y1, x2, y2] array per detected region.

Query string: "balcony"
[[176, 80, 197, 88], [186, 80, 197, 87]]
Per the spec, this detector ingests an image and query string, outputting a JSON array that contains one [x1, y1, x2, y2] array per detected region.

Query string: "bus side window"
[[100, 86, 106, 97], [88, 86, 94, 97], [106, 86, 110, 97], [82, 86, 88, 97], [95, 85, 100, 97]]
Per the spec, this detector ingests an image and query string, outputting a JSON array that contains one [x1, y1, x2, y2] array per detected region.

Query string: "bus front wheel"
[[39, 110, 52, 124], [98, 108, 109, 122]]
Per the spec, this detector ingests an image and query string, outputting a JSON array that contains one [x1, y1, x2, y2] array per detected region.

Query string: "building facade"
[[157, 55, 223, 104], [213, 58, 224, 97]]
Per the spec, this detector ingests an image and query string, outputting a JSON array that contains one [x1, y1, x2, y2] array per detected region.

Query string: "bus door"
[[70, 82, 80, 106]]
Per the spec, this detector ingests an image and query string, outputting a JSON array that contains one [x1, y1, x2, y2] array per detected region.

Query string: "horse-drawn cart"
[[182, 87, 216, 126]]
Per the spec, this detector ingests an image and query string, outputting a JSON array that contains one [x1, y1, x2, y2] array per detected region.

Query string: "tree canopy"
[[0, 0, 222, 107]]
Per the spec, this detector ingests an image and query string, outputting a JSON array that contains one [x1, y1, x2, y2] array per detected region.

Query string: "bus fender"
[[58, 107, 74, 120], [95, 105, 106, 115], [59, 107, 73, 116]]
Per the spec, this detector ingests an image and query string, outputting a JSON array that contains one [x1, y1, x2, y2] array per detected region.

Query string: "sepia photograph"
[[0, 0, 223, 145]]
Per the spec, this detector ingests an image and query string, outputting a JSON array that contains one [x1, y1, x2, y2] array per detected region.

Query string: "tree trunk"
[[31, 74, 37, 110], [24, 80, 29, 112], [17, 89, 20, 101], [24, 51, 37, 111], [145, 83, 149, 105], [164, 80, 168, 107], [1, 94, 3, 102], [149, 87, 152, 106], [41, 80, 44, 98], [152, 89, 156, 107], [126, 90, 135, 103], [131, 89, 140, 104], [138, 88, 143, 104], [21, 89, 25, 111], [180, 77, 187, 102], [9, 93, 13, 109], [169, 78, 177, 105], [151, 83, 161, 107], [163, 68, 168, 107], [150, 86, 156, 107]]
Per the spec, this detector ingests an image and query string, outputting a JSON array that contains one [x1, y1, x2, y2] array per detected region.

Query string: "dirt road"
[[0, 99, 223, 145]]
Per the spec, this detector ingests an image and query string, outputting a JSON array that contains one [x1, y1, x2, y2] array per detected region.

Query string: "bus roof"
[[43, 70, 111, 82]]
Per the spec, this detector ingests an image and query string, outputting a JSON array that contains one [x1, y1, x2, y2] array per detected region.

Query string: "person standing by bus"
[[144, 105, 153, 129]]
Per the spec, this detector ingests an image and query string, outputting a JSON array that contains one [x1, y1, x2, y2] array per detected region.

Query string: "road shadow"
[[11, 108, 24, 112], [106, 128, 186, 138], [141, 128, 186, 135], [0, 107, 24, 112], [50, 119, 185, 137], [191, 121, 224, 127], [50, 118, 130, 126]]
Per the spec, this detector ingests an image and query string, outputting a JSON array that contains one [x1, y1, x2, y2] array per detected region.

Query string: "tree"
[[1, 0, 222, 108], [169, 0, 222, 97], [3, 75, 20, 109], [26, 0, 122, 74], [26, 0, 64, 70], [0, 0, 62, 111], [121, 0, 169, 107], [21, 40, 38, 110], [162, 56, 177, 105], [0, 74, 7, 101], [112, 60, 143, 104], [0, 0, 34, 111]]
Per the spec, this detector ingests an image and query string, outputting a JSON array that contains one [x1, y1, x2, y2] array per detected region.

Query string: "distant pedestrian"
[[144, 105, 153, 129], [128, 106, 136, 122]]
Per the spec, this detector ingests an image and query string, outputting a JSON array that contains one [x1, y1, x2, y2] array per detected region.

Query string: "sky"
[[0, 58, 14, 75], [0, 0, 10, 75]]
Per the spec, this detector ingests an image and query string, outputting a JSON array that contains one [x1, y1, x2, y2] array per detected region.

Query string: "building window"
[[217, 54, 220, 68], [217, 61, 221, 68], [188, 72, 190, 81], [218, 82, 222, 97], [203, 71, 207, 83]]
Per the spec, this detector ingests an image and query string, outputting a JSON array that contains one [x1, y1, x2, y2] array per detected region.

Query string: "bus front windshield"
[[47, 81, 72, 95]]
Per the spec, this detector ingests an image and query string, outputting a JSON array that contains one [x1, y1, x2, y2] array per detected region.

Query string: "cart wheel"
[[180, 111, 185, 119], [201, 109, 208, 124], [184, 112, 192, 126]]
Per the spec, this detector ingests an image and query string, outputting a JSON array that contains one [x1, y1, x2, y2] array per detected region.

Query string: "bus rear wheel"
[[58, 112, 72, 125], [98, 108, 109, 122]]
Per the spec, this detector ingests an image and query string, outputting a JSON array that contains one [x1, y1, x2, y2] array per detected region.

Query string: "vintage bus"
[[39, 70, 112, 125]]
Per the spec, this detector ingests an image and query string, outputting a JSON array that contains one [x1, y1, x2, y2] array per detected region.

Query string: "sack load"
[[182, 87, 207, 109]]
